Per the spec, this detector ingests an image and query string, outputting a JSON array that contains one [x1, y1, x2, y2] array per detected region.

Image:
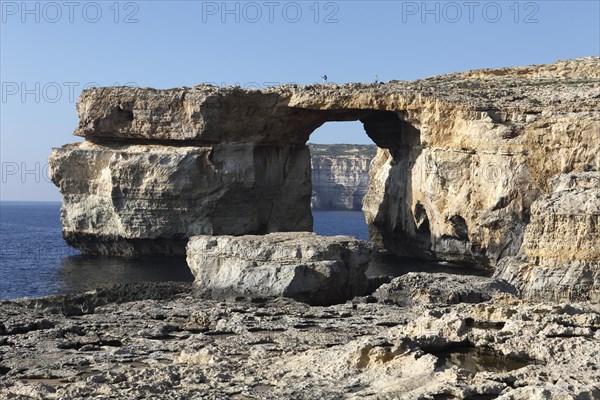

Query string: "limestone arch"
[[296, 109, 429, 259]]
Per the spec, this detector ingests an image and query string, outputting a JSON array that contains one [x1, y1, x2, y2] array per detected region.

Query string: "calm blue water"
[[312, 210, 369, 240], [0, 202, 369, 300]]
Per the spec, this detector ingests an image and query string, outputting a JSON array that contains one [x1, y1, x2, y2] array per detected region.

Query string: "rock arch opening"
[[308, 120, 375, 240], [50, 97, 430, 260], [301, 110, 424, 253]]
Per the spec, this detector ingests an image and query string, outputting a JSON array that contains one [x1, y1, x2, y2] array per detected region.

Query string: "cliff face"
[[310, 144, 376, 211], [50, 142, 312, 256], [495, 172, 600, 301], [49, 57, 600, 300]]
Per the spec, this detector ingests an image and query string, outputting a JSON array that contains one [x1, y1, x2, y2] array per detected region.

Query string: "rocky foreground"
[[1, 281, 599, 399]]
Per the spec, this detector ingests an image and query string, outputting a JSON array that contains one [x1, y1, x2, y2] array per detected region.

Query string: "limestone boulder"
[[186, 232, 372, 305]]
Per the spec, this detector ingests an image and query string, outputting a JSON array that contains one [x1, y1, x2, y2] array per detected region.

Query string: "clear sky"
[[1, 0, 599, 200]]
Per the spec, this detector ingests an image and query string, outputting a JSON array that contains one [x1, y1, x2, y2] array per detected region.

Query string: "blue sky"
[[1, 0, 599, 200]]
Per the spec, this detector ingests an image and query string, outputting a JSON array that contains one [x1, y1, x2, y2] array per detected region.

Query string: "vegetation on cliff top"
[[308, 144, 377, 158]]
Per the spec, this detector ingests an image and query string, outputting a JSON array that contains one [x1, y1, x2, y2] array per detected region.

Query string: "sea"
[[0, 202, 370, 300]]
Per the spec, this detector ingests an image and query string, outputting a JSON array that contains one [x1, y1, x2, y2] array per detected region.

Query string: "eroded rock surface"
[[1, 283, 598, 399], [374, 272, 518, 305], [495, 172, 600, 301], [49, 142, 311, 255], [186, 232, 372, 305]]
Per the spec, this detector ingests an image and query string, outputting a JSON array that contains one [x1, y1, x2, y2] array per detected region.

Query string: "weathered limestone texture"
[[50, 57, 600, 299], [494, 172, 600, 301], [186, 232, 372, 305], [1, 284, 599, 399], [49, 142, 311, 255], [309, 144, 376, 210], [374, 272, 518, 305]]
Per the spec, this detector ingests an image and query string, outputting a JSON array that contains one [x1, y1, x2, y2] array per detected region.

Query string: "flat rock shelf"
[[0, 283, 599, 399]]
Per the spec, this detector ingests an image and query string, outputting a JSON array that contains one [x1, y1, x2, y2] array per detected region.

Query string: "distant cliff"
[[309, 144, 377, 211]]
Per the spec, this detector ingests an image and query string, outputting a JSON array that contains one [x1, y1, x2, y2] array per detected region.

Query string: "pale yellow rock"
[[49, 57, 600, 300], [494, 172, 600, 301]]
